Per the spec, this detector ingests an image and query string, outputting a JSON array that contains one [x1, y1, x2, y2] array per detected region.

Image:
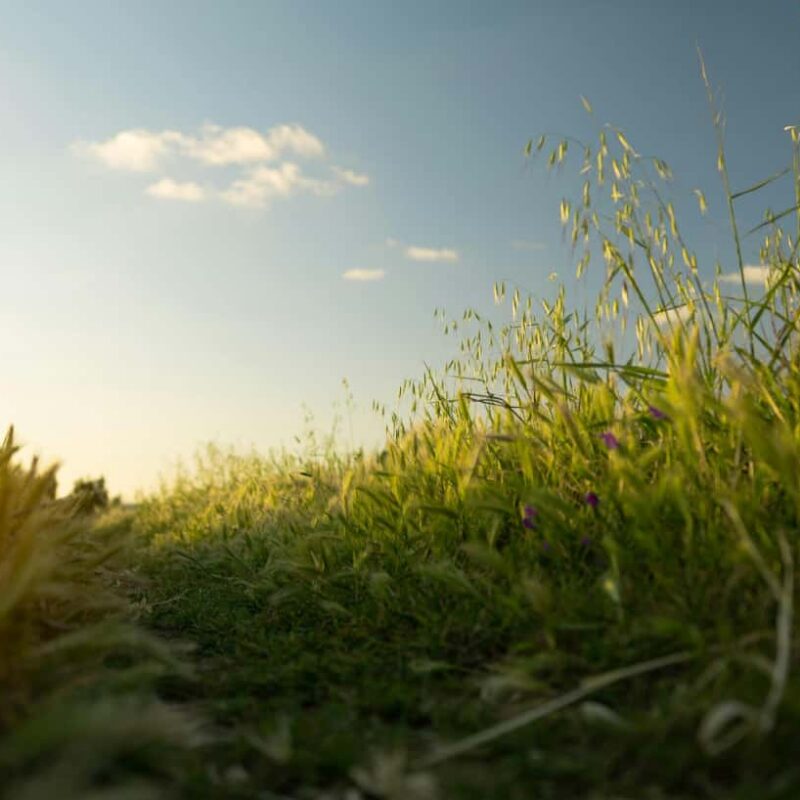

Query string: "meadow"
[[3, 79, 800, 797]]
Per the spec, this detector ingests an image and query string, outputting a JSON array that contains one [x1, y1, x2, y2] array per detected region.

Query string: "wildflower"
[[522, 504, 538, 529], [599, 431, 620, 450], [584, 491, 599, 509], [648, 405, 668, 420], [580, 535, 592, 547]]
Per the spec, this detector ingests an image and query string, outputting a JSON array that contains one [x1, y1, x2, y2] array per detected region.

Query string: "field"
[[3, 91, 800, 798]]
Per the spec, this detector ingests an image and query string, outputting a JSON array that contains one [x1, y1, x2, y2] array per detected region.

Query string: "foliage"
[[70, 476, 112, 515], [0, 428, 198, 799], [131, 76, 800, 796], [5, 60, 800, 798]]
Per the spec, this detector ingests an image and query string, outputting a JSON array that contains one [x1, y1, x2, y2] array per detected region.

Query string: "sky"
[[1, 0, 799, 498]]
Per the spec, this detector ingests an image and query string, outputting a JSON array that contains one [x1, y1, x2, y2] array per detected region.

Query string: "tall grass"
[[132, 73, 800, 797], [0, 428, 198, 799], [4, 63, 799, 796]]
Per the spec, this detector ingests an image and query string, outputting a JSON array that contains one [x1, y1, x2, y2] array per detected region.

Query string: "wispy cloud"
[[265, 124, 326, 159], [73, 129, 183, 172], [342, 268, 385, 281], [652, 304, 693, 327], [386, 238, 460, 262], [405, 246, 459, 263], [73, 122, 367, 211], [511, 239, 547, 251], [220, 163, 335, 208], [75, 123, 324, 171], [719, 264, 777, 287], [181, 123, 324, 166], [179, 126, 276, 165], [332, 166, 370, 187], [145, 178, 206, 202]]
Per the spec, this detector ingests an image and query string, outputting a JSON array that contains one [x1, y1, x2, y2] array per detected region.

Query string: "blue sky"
[[1, 1, 799, 497]]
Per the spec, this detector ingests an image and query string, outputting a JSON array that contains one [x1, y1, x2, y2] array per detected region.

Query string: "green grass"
[[4, 72, 800, 797]]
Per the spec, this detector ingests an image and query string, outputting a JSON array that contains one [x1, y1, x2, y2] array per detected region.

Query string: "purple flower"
[[584, 491, 600, 509], [648, 405, 668, 420], [541, 540, 551, 553], [523, 504, 538, 519], [580, 535, 592, 548], [522, 517, 535, 529], [599, 431, 620, 450]]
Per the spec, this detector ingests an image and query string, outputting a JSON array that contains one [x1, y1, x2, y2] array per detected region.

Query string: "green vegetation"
[[0, 428, 198, 798], [69, 476, 115, 516], [4, 79, 800, 796]]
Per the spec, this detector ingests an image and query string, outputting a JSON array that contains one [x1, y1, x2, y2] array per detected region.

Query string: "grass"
[[3, 69, 800, 797], [0, 429, 200, 799]]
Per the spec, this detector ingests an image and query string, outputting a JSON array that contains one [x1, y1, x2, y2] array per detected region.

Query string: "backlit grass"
[[131, 86, 800, 796], [0, 429, 198, 799], [4, 67, 800, 797]]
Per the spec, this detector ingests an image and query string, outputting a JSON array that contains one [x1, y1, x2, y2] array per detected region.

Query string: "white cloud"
[[74, 123, 325, 171], [219, 162, 335, 208], [719, 264, 777, 287], [145, 178, 206, 202], [342, 268, 385, 281], [73, 123, 360, 212], [181, 125, 276, 165], [74, 129, 182, 172], [405, 246, 459, 263], [652, 304, 693, 327], [265, 124, 325, 159], [180, 123, 324, 166], [332, 166, 370, 186], [511, 239, 547, 251]]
